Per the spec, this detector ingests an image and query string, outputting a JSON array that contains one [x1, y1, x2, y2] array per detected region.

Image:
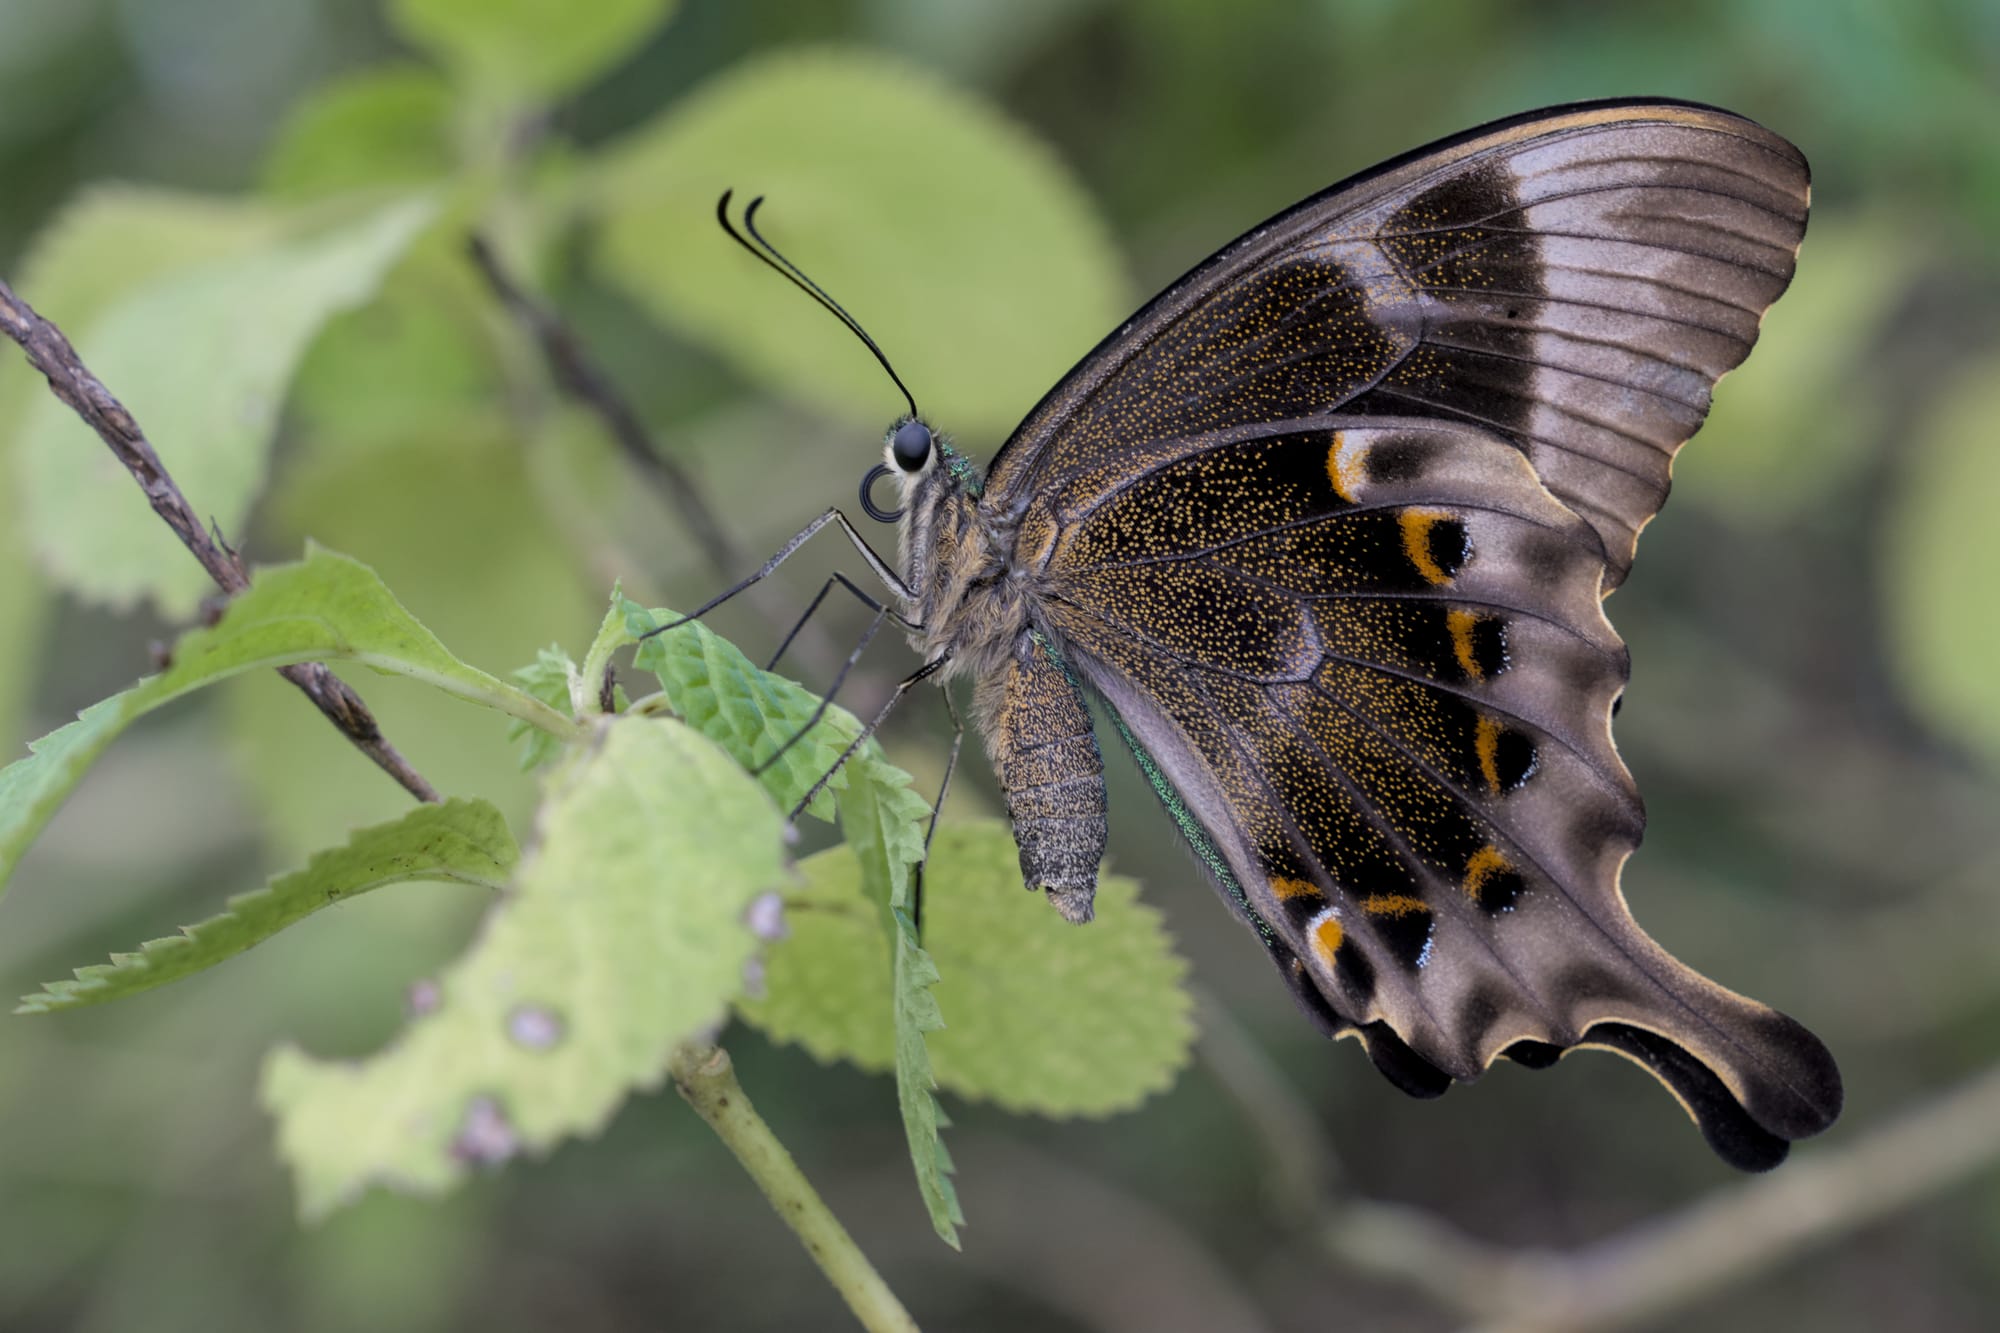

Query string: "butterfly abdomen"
[[983, 632, 1108, 924]]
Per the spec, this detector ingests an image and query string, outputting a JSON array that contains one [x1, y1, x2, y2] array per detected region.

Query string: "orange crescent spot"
[[1272, 876, 1323, 903], [1474, 714, 1504, 793], [1463, 845, 1512, 903], [1359, 892, 1430, 918], [1309, 912, 1346, 968], [1399, 507, 1454, 585], [1447, 608, 1485, 682]]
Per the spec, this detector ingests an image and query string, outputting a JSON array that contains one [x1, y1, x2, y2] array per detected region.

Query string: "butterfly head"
[[862, 413, 982, 524]]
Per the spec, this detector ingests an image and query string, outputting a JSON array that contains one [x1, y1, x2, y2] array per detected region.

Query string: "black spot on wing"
[[1360, 1021, 1454, 1099], [1581, 1023, 1791, 1172]]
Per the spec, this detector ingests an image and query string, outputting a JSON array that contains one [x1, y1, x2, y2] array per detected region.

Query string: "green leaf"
[[18, 800, 516, 1014], [740, 820, 1194, 1119], [862, 769, 963, 1248], [0, 546, 575, 898], [287, 234, 509, 451], [0, 445, 40, 757], [227, 428, 594, 858], [625, 601, 859, 821], [1885, 357, 2000, 770], [1676, 214, 1922, 518], [619, 598, 957, 1239], [16, 194, 437, 616], [389, 0, 675, 101], [508, 647, 577, 771], [262, 716, 787, 1218], [592, 47, 1126, 439], [261, 65, 458, 200]]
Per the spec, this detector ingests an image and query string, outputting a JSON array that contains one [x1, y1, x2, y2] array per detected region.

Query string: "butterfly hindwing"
[[998, 102, 1840, 1163]]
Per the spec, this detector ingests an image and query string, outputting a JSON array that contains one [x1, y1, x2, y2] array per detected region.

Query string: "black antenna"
[[716, 190, 920, 421]]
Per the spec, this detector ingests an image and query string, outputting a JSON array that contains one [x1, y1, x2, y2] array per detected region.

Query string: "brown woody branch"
[[0, 276, 439, 804]]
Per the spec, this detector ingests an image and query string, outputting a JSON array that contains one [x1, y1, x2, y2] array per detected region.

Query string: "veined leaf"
[[18, 800, 517, 1014], [624, 599, 858, 821], [262, 716, 786, 1218], [0, 546, 574, 898], [16, 194, 437, 616], [739, 820, 1194, 1119], [618, 595, 958, 1240]]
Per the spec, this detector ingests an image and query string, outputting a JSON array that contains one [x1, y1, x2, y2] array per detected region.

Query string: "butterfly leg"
[[766, 570, 908, 672], [639, 507, 918, 642], [787, 654, 951, 823], [911, 685, 965, 938], [987, 634, 1107, 925], [752, 602, 893, 777]]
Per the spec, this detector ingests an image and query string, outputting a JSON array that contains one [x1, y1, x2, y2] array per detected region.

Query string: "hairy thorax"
[[900, 464, 1040, 700]]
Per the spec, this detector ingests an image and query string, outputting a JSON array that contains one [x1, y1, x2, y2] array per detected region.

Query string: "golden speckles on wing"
[[1272, 876, 1322, 902], [1399, 507, 1456, 585], [1360, 893, 1429, 919], [1463, 844, 1512, 904], [1446, 608, 1485, 682], [1308, 910, 1346, 968]]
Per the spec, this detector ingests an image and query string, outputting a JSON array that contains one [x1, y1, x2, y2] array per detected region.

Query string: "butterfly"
[[717, 99, 1842, 1170]]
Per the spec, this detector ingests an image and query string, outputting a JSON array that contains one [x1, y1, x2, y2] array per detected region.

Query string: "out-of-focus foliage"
[[1885, 358, 2000, 770], [593, 47, 1128, 437], [0, 1, 1996, 1330], [12, 195, 434, 615]]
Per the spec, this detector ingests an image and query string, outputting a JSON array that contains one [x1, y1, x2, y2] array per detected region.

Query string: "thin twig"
[[0, 276, 439, 804], [464, 234, 840, 679], [668, 1042, 919, 1333], [1197, 988, 2000, 1330]]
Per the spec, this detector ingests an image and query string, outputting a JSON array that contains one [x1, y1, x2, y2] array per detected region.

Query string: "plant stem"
[[0, 276, 440, 804], [668, 1042, 919, 1333]]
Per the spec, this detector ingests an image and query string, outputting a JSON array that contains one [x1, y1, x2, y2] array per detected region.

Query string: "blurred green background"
[[3, 0, 1998, 1329]]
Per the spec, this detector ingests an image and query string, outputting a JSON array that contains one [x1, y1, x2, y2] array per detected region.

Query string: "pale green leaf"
[[1677, 213, 1923, 518], [262, 65, 458, 200], [508, 647, 577, 772], [17, 195, 437, 616], [390, 0, 675, 100], [0, 189, 294, 729], [0, 546, 574, 897], [1885, 358, 2000, 769], [226, 431, 594, 857], [0, 448, 40, 757], [287, 233, 509, 451], [262, 716, 787, 1219], [19, 800, 517, 1014], [740, 820, 1194, 1119], [592, 47, 1126, 438]]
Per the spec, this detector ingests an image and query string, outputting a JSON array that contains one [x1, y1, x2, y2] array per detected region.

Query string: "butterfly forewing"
[[991, 102, 1812, 590], [993, 101, 1839, 1166]]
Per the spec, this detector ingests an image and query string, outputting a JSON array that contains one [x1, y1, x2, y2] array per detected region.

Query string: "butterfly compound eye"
[[891, 418, 933, 472]]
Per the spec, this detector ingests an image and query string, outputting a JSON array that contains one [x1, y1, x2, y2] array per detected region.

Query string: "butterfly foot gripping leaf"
[[744, 99, 1841, 1168]]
